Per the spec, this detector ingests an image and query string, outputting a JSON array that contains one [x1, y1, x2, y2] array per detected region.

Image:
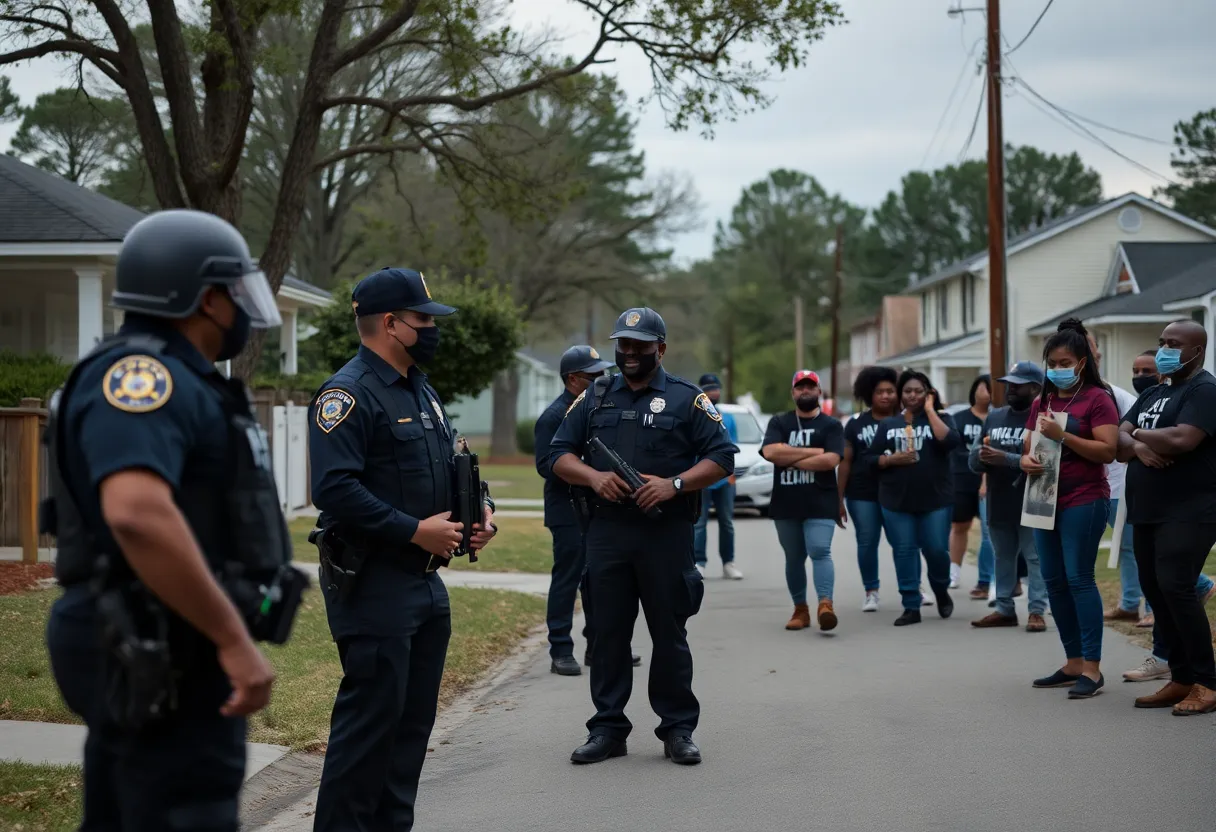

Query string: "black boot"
[[550, 655, 581, 676], [570, 735, 627, 764], [894, 609, 922, 627], [663, 734, 702, 765], [933, 586, 954, 619]]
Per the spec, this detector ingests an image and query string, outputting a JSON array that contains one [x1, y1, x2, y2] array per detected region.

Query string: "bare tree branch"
[[333, 0, 422, 70]]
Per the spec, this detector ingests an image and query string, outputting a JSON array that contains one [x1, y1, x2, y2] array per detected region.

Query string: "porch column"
[[1207, 297, 1216, 374], [929, 362, 947, 398], [281, 307, 298, 375], [76, 268, 104, 357]]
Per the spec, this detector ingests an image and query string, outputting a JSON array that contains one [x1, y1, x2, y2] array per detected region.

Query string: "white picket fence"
[[271, 402, 310, 515]]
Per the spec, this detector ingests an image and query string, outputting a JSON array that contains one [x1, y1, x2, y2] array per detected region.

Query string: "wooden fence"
[[0, 398, 50, 561]]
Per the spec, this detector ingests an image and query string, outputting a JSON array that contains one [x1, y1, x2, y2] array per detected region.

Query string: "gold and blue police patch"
[[694, 392, 723, 423], [102, 355, 173, 413], [316, 388, 356, 434]]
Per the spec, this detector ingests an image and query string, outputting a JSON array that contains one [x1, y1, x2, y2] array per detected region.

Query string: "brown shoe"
[[1135, 681, 1193, 709], [1136, 613, 1155, 629], [972, 612, 1017, 628], [817, 599, 838, 632], [969, 584, 990, 600], [1173, 684, 1216, 716], [1025, 614, 1047, 633], [785, 603, 811, 631], [1104, 607, 1139, 622]]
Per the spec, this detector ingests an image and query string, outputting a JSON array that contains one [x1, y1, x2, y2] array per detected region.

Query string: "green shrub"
[[0, 351, 72, 407], [515, 418, 536, 455], [251, 371, 331, 396]]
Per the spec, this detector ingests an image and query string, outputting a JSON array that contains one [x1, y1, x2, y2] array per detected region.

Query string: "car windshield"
[[725, 410, 763, 444]]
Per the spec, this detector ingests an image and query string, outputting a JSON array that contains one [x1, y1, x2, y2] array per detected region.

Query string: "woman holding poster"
[[1020, 319, 1120, 700]]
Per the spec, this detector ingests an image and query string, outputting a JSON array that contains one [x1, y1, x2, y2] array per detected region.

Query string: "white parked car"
[[716, 403, 772, 515]]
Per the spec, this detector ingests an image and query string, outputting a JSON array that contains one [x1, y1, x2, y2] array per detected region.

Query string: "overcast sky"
[[1, 0, 1213, 266]]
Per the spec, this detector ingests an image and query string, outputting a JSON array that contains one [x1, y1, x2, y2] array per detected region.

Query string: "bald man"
[[1117, 320, 1216, 715]]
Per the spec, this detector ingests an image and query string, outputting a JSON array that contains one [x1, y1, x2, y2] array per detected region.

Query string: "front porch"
[[879, 332, 987, 405]]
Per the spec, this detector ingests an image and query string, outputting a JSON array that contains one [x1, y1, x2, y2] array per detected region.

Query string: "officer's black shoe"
[[933, 586, 955, 619], [551, 656, 582, 676], [894, 609, 922, 626], [584, 651, 643, 667], [570, 735, 627, 764], [663, 735, 702, 765]]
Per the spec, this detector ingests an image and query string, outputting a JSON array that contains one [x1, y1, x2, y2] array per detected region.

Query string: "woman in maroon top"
[[1020, 319, 1120, 699]]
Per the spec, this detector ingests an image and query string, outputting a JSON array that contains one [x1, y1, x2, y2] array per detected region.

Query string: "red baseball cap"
[[792, 369, 820, 387]]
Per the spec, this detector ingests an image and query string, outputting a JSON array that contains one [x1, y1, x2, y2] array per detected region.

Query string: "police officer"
[[43, 209, 297, 830], [309, 268, 498, 831], [549, 307, 737, 766]]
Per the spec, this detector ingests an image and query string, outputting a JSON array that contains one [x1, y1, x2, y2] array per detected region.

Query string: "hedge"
[[0, 351, 72, 407], [515, 418, 536, 455]]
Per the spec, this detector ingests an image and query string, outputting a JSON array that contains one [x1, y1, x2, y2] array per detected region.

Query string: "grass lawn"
[[0, 585, 546, 753], [0, 761, 82, 832], [289, 515, 554, 574], [478, 463, 544, 500]]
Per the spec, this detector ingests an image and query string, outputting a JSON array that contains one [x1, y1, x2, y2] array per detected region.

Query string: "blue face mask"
[[1155, 346, 1197, 376], [1046, 367, 1080, 389]]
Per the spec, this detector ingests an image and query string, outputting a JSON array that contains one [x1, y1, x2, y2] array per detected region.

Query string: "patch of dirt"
[[0, 563, 55, 596]]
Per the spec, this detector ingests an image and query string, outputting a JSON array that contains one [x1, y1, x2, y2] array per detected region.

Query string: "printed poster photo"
[[1021, 411, 1067, 530]]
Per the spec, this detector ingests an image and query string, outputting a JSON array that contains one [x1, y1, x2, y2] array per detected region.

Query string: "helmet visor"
[[229, 271, 282, 329]]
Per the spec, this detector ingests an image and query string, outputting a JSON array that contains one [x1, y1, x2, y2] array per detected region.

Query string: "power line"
[[1004, 0, 1054, 55], [920, 37, 984, 168], [958, 81, 986, 162]]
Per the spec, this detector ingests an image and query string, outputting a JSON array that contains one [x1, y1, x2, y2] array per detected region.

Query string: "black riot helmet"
[[111, 209, 282, 329], [609, 307, 666, 343]]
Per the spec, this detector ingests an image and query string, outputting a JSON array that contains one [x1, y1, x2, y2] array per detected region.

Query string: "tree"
[[0, 73, 19, 121], [1157, 107, 1216, 227], [305, 272, 524, 404], [9, 87, 132, 184], [0, 0, 845, 380]]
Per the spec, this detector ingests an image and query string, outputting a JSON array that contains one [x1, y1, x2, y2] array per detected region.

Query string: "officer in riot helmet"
[[43, 209, 304, 830]]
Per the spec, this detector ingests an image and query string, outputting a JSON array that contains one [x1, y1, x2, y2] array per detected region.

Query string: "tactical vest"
[[43, 334, 292, 588]]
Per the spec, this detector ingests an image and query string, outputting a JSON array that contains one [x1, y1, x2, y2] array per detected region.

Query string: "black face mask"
[[615, 350, 657, 379], [205, 293, 251, 361], [1005, 392, 1033, 412], [1132, 376, 1157, 395], [796, 395, 819, 412], [392, 318, 440, 365]]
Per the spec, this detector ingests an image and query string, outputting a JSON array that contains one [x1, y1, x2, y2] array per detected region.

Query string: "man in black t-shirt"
[[1117, 320, 1216, 716], [760, 370, 845, 632]]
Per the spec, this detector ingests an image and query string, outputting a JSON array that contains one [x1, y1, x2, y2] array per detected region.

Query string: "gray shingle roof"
[[1122, 242, 1216, 290], [879, 332, 982, 365], [0, 153, 145, 242]]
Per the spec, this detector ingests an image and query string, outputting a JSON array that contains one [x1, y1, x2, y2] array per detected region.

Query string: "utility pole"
[[585, 294, 594, 344], [984, 0, 1008, 405], [793, 294, 804, 370], [829, 224, 844, 402]]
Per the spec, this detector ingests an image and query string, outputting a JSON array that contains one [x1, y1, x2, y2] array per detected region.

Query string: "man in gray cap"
[[535, 345, 641, 674]]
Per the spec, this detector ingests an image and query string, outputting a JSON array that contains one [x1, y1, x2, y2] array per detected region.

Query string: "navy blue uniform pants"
[[584, 515, 704, 741], [546, 523, 594, 659], [46, 590, 246, 832], [313, 583, 451, 832]]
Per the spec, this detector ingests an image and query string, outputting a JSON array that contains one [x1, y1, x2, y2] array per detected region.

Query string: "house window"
[[1192, 309, 1205, 328], [938, 284, 949, 329], [965, 273, 977, 326]]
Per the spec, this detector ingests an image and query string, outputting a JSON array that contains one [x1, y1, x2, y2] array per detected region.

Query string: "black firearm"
[[588, 436, 662, 519], [452, 436, 485, 563], [310, 525, 366, 601]]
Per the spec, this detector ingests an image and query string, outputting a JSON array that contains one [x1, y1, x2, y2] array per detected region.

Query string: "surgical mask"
[[1155, 346, 1197, 377], [392, 318, 441, 365], [1046, 368, 1079, 389], [1132, 376, 1158, 395], [796, 395, 819, 412], [1006, 392, 1033, 411], [615, 350, 657, 379]]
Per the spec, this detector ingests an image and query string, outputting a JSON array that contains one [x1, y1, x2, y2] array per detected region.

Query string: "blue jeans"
[[881, 506, 952, 611], [773, 518, 836, 605], [977, 499, 994, 585], [1110, 498, 1214, 617], [1034, 499, 1109, 662], [845, 498, 886, 592], [694, 484, 736, 565], [988, 523, 1048, 617]]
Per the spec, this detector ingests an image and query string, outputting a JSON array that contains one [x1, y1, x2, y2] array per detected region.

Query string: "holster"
[[220, 563, 309, 645], [95, 582, 176, 731], [311, 526, 366, 602]]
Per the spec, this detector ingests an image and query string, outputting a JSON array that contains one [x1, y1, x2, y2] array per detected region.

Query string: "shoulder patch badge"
[[316, 388, 356, 433], [565, 389, 586, 417], [102, 355, 173, 413], [694, 392, 723, 423]]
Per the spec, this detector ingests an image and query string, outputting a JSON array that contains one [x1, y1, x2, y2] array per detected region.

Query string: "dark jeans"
[[1133, 522, 1216, 689], [988, 523, 1048, 618], [584, 515, 703, 741], [314, 579, 452, 831], [1033, 499, 1109, 662], [880, 505, 952, 610], [694, 484, 736, 565], [846, 498, 886, 592], [46, 588, 246, 831], [546, 523, 593, 659]]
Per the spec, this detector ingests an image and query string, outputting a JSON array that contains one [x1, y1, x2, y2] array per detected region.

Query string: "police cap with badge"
[[610, 307, 666, 342], [560, 345, 613, 378], [351, 268, 457, 318]]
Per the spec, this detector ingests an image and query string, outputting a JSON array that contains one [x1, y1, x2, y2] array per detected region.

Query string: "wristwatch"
[[672, 476, 684, 492]]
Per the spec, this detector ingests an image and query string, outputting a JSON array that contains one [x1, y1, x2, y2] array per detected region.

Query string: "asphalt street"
[[267, 515, 1212, 832]]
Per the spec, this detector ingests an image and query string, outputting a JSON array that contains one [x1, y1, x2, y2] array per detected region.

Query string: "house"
[[445, 350, 564, 437], [881, 193, 1216, 404], [0, 153, 330, 373], [847, 295, 921, 382]]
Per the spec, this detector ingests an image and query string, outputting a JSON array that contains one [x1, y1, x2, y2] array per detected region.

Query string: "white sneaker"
[[863, 591, 879, 612], [723, 562, 744, 580], [695, 563, 706, 577], [921, 588, 934, 606], [949, 563, 961, 589], [1122, 655, 1171, 682]]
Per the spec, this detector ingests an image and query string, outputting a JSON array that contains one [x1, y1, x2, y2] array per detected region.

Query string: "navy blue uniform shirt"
[[547, 367, 737, 493], [535, 389, 578, 527]]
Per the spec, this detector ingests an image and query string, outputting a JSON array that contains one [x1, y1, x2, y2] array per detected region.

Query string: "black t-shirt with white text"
[[867, 411, 960, 514], [976, 405, 1031, 526], [951, 408, 985, 494], [762, 410, 845, 520], [844, 411, 882, 501], [1124, 369, 1216, 525]]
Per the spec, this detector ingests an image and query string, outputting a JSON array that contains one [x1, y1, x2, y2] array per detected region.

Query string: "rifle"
[[588, 436, 662, 519], [452, 436, 485, 563]]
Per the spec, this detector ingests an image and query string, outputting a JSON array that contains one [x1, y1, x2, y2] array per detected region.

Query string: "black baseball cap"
[[559, 345, 613, 376], [998, 360, 1045, 386], [699, 373, 722, 391], [351, 268, 456, 317], [609, 307, 666, 342]]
